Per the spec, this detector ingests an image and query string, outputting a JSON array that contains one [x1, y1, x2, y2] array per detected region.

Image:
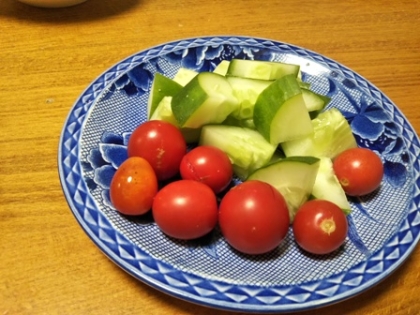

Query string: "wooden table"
[[1, 0, 419, 314]]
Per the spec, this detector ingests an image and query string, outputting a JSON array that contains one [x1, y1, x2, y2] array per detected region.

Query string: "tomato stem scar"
[[320, 218, 336, 235]]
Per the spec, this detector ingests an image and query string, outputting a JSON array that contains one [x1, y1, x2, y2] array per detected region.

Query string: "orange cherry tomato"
[[110, 156, 158, 216]]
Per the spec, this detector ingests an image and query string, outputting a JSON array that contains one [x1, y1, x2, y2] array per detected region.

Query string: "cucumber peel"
[[171, 72, 239, 128], [253, 74, 313, 145], [147, 73, 182, 118], [150, 96, 178, 126], [150, 96, 201, 143]]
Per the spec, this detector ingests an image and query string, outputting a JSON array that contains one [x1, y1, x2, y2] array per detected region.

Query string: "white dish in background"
[[17, 0, 87, 8], [58, 36, 420, 313]]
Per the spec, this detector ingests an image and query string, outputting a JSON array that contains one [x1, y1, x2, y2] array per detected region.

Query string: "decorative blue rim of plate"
[[58, 36, 420, 313]]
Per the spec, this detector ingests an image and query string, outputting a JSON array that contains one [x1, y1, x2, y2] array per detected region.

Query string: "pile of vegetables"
[[109, 59, 384, 256]]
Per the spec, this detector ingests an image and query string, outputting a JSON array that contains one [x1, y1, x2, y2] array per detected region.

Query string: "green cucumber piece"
[[253, 74, 313, 145], [248, 156, 320, 221], [199, 124, 276, 180], [227, 76, 271, 120], [310, 157, 352, 214], [302, 88, 330, 117], [281, 108, 357, 159], [226, 59, 300, 80], [150, 96, 201, 143], [213, 60, 231, 76], [147, 73, 182, 118], [171, 72, 239, 128], [150, 96, 178, 125], [173, 68, 198, 86]]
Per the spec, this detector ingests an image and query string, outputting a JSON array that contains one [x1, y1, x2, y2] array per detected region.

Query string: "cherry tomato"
[[127, 120, 187, 181], [179, 145, 233, 194], [218, 180, 290, 255], [152, 180, 218, 240], [293, 200, 348, 255], [333, 147, 383, 196], [110, 156, 158, 216]]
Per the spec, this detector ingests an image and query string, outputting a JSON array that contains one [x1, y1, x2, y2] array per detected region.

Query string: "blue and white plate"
[[58, 36, 420, 313]]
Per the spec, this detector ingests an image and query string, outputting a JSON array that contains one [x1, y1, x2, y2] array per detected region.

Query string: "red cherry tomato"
[[127, 120, 187, 181], [110, 157, 158, 216], [218, 180, 290, 255], [293, 200, 348, 255], [179, 145, 233, 194], [333, 147, 384, 196], [152, 180, 218, 240]]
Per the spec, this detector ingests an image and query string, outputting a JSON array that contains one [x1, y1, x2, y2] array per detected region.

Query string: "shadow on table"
[[0, 0, 142, 23]]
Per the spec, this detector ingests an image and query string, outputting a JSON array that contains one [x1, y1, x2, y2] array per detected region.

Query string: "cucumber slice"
[[213, 60, 230, 76], [173, 68, 198, 86], [147, 73, 182, 118], [150, 96, 178, 126], [199, 124, 276, 180], [150, 96, 201, 143], [310, 157, 351, 214], [302, 88, 330, 117], [171, 72, 239, 128], [253, 74, 313, 145], [227, 59, 300, 80], [227, 76, 271, 120], [248, 156, 320, 221], [281, 108, 357, 159]]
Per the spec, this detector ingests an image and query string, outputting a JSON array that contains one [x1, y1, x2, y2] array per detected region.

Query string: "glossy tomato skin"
[[127, 120, 187, 181], [333, 147, 383, 196], [219, 180, 290, 255], [152, 180, 218, 240], [110, 156, 158, 216], [293, 200, 348, 255], [179, 145, 233, 194]]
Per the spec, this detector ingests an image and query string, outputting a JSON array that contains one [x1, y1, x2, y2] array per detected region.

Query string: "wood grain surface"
[[1, 0, 419, 314]]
